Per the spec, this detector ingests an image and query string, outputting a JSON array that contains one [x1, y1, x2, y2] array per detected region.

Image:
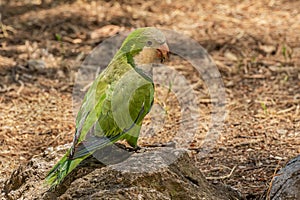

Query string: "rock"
[[270, 155, 300, 200], [2, 145, 241, 200]]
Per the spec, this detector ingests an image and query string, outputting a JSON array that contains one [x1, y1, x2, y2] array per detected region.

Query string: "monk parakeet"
[[46, 27, 169, 187]]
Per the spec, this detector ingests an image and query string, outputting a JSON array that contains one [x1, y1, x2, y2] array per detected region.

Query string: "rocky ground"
[[1, 0, 300, 199]]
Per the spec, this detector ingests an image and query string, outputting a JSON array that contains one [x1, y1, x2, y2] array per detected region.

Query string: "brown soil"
[[1, 0, 299, 199]]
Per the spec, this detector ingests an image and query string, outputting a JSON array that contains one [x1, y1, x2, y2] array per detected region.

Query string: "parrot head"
[[119, 27, 170, 65]]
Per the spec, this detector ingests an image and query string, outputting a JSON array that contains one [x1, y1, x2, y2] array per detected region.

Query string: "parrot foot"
[[128, 146, 141, 152], [113, 143, 141, 152]]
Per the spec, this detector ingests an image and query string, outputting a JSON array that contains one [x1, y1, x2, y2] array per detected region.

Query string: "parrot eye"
[[147, 41, 153, 46]]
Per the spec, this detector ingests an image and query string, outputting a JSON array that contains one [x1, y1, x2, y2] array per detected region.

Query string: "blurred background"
[[0, 0, 299, 199]]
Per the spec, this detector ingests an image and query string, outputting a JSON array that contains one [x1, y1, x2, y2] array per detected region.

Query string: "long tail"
[[45, 134, 126, 188], [45, 151, 90, 188]]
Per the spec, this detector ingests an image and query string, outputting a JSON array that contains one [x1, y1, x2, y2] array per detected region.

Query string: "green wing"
[[73, 66, 154, 158], [45, 74, 108, 187]]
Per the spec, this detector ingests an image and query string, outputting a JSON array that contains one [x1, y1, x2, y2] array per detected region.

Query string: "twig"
[[243, 74, 266, 79], [233, 139, 264, 148], [277, 106, 295, 114], [266, 160, 281, 200], [16, 80, 24, 95], [199, 98, 218, 103], [81, 81, 93, 92], [205, 165, 237, 180]]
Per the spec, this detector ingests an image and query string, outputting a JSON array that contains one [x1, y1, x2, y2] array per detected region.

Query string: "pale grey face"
[[125, 27, 170, 67], [133, 29, 169, 77], [143, 28, 167, 49], [142, 28, 169, 63]]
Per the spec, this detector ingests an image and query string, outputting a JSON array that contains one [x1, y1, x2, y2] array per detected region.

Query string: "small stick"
[[277, 106, 295, 114], [266, 160, 281, 200], [16, 80, 24, 95], [205, 165, 237, 180], [81, 82, 93, 92]]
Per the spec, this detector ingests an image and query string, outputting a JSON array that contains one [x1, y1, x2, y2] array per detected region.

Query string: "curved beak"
[[157, 43, 170, 63]]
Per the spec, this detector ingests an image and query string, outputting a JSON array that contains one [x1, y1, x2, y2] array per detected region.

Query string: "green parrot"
[[46, 27, 169, 188]]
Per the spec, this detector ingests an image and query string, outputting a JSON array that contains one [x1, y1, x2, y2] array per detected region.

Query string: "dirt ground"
[[1, 0, 300, 199]]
